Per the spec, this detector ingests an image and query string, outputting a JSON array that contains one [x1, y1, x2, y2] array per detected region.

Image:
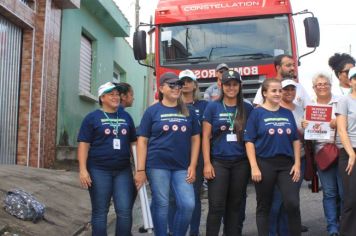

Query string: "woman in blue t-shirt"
[[134, 72, 201, 236], [244, 78, 301, 236], [167, 69, 208, 236], [202, 70, 253, 236], [77, 82, 137, 236]]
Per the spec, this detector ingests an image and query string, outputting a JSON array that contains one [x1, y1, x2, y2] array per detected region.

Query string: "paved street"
[[109, 181, 329, 236]]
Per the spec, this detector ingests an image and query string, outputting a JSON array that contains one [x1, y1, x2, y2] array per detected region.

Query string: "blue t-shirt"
[[188, 100, 208, 124], [137, 102, 201, 170], [203, 101, 253, 160], [77, 109, 137, 170], [244, 106, 298, 159]]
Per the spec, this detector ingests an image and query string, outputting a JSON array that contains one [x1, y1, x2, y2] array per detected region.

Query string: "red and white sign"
[[304, 105, 332, 140]]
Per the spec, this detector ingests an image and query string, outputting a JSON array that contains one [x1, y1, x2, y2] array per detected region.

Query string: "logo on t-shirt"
[[221, 125, 227, 131], [277, 128, 283, 135], [268, 128, 275, 135], [286, 128, 291, 135], [172, 125, 178, 131], [105, 128, 111, 135], [163, 125, 169, 131], [113, 129, 118, 136], [121, 128, 127, 135], [181, 125, 187, 132]]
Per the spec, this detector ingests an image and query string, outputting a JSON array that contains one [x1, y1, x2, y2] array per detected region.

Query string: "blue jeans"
[[317, 163, 343, 234], [147, 168, 195, 236], [269, 158, 306, 236], [88, 167, 135, 236], [168, 157, 204, 235]]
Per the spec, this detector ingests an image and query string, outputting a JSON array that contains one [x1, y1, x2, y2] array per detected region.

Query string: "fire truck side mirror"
[[303, 17, 320, 48], [133, 31, 147, 60]]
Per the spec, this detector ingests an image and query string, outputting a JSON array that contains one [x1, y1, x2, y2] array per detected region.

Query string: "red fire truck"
[[133, 0, 320, 100]]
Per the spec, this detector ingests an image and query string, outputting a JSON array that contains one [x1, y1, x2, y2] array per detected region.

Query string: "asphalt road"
[[108, 181, 329, 236]]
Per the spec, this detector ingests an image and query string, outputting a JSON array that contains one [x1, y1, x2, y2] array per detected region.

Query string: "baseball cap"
[[216, 63, 229, 71], [348, 67, 356, 80], [159, 72, 182, 86], [179, 69, 197, 81], [221, 70, 242, 84], [98, 82, 119, 98], [282, 79, 297, 88]]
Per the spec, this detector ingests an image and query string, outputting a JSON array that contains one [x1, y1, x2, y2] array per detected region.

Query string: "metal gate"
[[0, 15, 22, 164]]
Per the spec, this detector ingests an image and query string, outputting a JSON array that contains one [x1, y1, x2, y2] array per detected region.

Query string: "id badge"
[[113, 138, 121, 150], [226, 134, 237, 142]]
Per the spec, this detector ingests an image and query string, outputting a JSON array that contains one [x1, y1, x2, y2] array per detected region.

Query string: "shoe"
[[329, 233, 339, 236], [301, 225, 309, 232], [138, 226, 148, 233]]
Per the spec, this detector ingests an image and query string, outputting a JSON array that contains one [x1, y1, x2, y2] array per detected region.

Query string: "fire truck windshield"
[[159, 15, 292, 66]]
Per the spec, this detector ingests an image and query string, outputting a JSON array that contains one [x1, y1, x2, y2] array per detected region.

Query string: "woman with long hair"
[[134, 72, 200, 236], [336, 67, 356, 236], [168, 69, 208, 236], [202, 70, 253, 236], [77, 82, 137, 236], [244, 78, 301, 236]]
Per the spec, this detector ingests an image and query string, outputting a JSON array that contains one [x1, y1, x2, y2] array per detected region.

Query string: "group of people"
[[77, 53, 356, 236]]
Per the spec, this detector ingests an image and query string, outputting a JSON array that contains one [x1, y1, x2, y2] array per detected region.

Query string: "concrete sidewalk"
[[0, 165, 91, 236]]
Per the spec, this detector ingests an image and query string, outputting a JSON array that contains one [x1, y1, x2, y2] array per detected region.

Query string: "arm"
[[290, 140, 301, 182], [78, 142, 92, 188], [134, 136, 148, 189], [202, 121, 215, 179], [337, 115, 356, 175], [187, 134, 200, 183], [245, 142, 262, 182]]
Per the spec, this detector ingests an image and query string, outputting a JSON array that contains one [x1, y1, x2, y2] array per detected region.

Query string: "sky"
[[115, 0, 356, 96]]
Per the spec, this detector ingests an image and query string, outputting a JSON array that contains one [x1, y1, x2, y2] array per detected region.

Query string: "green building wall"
[[57, 0, 147, 159]]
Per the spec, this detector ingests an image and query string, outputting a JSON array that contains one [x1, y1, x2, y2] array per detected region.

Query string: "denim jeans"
[[168, 156, 204, 235], [88, 167, 135, 236], [317, 162, 343, 234], [147, 168, 195, 236], [269, 157, 306, 236]]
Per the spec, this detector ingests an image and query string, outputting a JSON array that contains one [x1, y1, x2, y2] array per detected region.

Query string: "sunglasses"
[[166, 82, 182, 89]]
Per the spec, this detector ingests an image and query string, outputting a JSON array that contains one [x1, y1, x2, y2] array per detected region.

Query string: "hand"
[[346, 154, 356, 175], [301, 120, 309, 129], [290, 164, 301, 182], [330, 119, 337, 129], [134, 171, 147, 190], [251, 166, 262, 182], [186, 165, 196, 184], [204, 163, 215, 180], [79, 169, 92, 189]]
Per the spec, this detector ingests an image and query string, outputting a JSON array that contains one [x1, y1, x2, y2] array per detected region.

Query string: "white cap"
[[179, 69, 197, 81], [348, 67, 356, 80], [97, 82, 118, 98], [282, 79, 297, 88]]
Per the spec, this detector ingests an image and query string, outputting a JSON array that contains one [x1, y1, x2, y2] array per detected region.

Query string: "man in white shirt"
[[253, 54, 311, 108]]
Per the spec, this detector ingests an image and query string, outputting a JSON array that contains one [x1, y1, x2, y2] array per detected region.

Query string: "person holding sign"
[[77, 82, 137, 236], [202, 70, 253, 236], [244, 78, 302, 236], [302, 73, 343, 236], [135, 72, 201, 236], [336, 67, 356, 235]]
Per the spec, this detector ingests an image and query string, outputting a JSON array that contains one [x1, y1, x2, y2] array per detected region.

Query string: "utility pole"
[[135, 0, 140, 30]]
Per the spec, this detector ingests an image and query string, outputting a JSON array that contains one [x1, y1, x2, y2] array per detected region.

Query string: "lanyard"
[[102, 110, 119, 138], [222, 103, 237, 133]]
